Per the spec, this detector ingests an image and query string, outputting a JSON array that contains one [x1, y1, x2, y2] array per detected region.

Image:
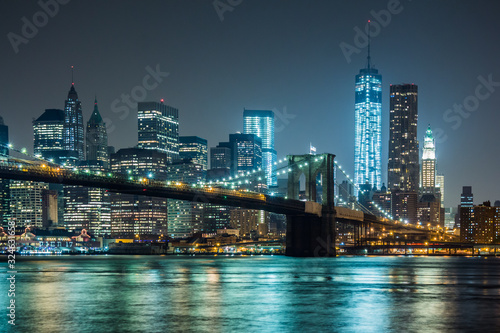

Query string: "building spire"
[[367, 20, 371, 69], [71, 65, 74, 85]]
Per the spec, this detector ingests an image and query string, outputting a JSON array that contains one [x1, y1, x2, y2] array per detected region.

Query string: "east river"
[[2, 255, 500, 332]]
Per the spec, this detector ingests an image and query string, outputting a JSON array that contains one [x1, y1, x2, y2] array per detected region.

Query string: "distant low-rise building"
[[460, 201, 500, 244]]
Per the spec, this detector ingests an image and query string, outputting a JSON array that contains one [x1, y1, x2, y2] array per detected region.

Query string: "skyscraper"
[[0, 117, 9, 227], [421, 125, 436, 192], [461, 186, 474, 207], [388, 84, 419, 224], [229, 133, 262, 176], [10, 181, 49, 228], [110, 148, 168, 237], [179, 136, 208, 170], [210, 145, 232, 170], [436, 174, 445, 207], [86, 98, 109, 168], [354, 44, 382, 192], [243, 110, 277, 186], [138, 101, 179, 164], [33, 109, 79, 164], [64, 163, 111, 236], [166, 160, 205, 238], [63, 83, 84, 161], [458, 186, 474, 231]]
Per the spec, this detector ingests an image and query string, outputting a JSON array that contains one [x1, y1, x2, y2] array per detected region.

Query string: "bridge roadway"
[[0, 160, 429, 234]]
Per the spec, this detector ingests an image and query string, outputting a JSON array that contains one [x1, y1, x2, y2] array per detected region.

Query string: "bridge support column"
[[286, 209, 336, 257]]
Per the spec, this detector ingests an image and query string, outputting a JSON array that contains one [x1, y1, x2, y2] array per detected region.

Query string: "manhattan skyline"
[[1, 1, 500, 208]]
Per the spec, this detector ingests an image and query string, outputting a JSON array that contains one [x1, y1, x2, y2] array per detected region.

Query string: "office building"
[[86, 98, 109, 168], [64, 163, 111, 236], [388, 84, 419, 224], [0, 117, 9, 227], [10, 181, 49, 228], [166, 160, 205, 238], [138, 101, 179, 164], [457, 186, 474, 229], [354, 44, 382, 192], [179, 136, 207, 171], [210, 146, 231, 170], [63, 83, 84, 161], [243, 109, 277, 186], [33, 109, 78, 164], [110, 148, 168, 237], [436, 174, 445, 207], [229, 133, 262, 176], [230, 209, 270, 237]]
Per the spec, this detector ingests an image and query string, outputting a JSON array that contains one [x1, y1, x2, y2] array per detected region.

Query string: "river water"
[[2, 255, 500, 332]]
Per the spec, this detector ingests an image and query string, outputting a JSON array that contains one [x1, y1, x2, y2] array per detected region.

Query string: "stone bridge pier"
[[285, 153, 336, 257]]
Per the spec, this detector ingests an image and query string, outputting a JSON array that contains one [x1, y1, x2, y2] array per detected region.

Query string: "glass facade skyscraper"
[[33, 109, 73, 164], [64, 84, 84, 161], [179, 136, 208, 171], [229, 133, 262, 176], [354, 66, 382, 192], [86, 98, 109, 168], [243, 110, 277, 186], [138, 101, 179, 164], [110, 148, 168, 237], [0, 117, 9, 227], [388, 84, 419, 193]]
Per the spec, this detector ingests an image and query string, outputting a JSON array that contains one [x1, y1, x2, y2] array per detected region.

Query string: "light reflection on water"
[[1, 255, 500, 332]]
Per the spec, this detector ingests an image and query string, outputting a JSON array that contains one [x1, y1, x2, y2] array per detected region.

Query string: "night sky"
[[1, 0, 499, 208]]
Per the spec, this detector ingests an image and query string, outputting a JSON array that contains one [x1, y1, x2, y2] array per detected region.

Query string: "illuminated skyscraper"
[[63, 83, 84, 161], [166, 161, 204, 238], [64, 163, 111, 236], [179, 136, 207, 171], [388, 84, 419, 192], [421, 125, 436, 192], [33, 109, 78, 164], [229, 133, 262, 176], [86, 98, 109, 168], [354, 44, 382, 192], [110, 148, 168, 237], [388, 84, 419, 224], [243, 110, 277, 186], [138, 100, 179, 164], [436, 174, 445, 207], [10, 181, 48, 228], [0, 117, 9, 227]]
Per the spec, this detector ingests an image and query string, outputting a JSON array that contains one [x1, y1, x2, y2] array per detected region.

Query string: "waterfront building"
[[230, 209, 270, 237], [64, 163, 111, 236], [10, 181, 49, 228], [110, 148, 168, 237], [166, 160, 205, 238], [460, 201, 500, 244]]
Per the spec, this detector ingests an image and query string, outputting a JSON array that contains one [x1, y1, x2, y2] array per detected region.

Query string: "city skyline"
[[1, 1, 500, 208]]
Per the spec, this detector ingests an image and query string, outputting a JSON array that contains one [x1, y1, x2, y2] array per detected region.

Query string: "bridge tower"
[[286, 153, 336, 257]]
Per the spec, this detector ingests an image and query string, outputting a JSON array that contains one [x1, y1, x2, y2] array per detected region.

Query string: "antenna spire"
[[71, 65, 74, 85], [367, 20, 371, 69]]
